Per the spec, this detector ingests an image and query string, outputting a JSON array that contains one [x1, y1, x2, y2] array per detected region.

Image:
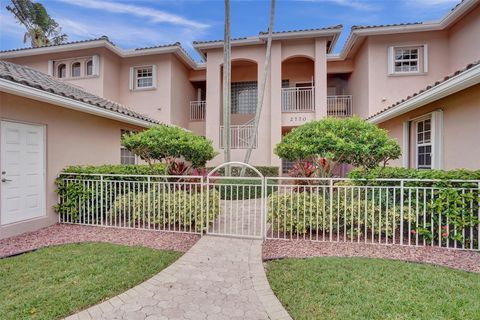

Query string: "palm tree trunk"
[[242, 0, 276, 174], [223, 0, 232, 175]]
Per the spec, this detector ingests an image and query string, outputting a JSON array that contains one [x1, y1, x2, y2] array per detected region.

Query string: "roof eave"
[[0, 40, 200, 70], [338, 0, 479, 60], [0, 78, 155, 128], [368, 63, 480, 124]]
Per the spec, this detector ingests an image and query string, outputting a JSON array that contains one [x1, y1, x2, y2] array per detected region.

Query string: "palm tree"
[[223, 0, 232, 174], [6, 0, 67, 48], [242, 0, 276, 171]]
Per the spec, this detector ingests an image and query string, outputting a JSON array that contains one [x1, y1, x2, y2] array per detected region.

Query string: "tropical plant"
[[275, 116, 401, 175], [121, 125, 217, 168], [6, 0, 67, 47]]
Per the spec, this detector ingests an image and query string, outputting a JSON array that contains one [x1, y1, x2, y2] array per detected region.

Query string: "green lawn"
[[266, 257, 480, 320], [0, 243, 181, 320]]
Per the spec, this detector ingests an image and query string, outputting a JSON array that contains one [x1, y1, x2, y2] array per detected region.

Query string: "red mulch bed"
[[263, 239, 480, 273], [0, 224, 200, 258]]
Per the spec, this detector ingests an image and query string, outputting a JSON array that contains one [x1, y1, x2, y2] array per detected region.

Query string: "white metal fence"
[[189, 101, 206, 121], [265, 177, 480, 250], [57, 173, 480, 250], [281, 87, 315, 112], [57, 174, 208, 234], [219, 124, 257, 149], [327, 95, 352, 118]]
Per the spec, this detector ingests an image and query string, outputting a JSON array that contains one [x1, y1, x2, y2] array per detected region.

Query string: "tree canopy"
[[6, 0, 67, 48], [122, 125, 217, 168], [274, 116, 401, 171]]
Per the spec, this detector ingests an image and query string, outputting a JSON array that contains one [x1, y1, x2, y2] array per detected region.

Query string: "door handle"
[[1, 178, 12, 182]]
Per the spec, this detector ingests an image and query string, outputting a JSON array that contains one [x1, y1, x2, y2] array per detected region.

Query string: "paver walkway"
[[67, 236, 291, 320]]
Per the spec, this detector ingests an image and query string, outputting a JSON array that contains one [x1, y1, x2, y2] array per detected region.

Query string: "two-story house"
[[1, 0, 479, 238]]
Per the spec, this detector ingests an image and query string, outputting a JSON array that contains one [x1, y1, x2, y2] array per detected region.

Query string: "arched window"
[[57, 64, 66, 78], [86, 60, 93, 76], [71, 62, 81, 77]]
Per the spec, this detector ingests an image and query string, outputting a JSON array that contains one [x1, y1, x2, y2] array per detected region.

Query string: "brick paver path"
[[66, 236, 291, 320]]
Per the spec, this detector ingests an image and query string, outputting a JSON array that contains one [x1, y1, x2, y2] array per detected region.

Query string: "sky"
[[0, 0, 461, 61]]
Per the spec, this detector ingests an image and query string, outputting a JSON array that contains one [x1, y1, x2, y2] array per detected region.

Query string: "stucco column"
[[205, 54, 222, 165], [256, 57, 270, 166], [270, 42, 282, 167], [314, 38, 327, 119]]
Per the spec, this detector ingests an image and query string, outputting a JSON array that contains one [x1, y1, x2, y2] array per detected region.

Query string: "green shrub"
[[110, 188, 219, 232], [268, 190, 416, 238], [274, 117, 401, 172], [349, 167, 480, 186], [208, 166, 279, 177], [61, 164, 167, 177], [122, 125, 217, 167]]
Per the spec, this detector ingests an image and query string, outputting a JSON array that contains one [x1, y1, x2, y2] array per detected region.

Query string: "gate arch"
[[206, 162, 265, 239]]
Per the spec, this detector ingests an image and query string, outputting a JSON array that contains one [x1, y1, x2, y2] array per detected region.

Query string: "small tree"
[[122, 125, 217, 168], [274, 116, 401, 176]]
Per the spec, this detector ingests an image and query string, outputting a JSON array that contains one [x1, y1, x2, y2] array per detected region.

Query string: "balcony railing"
[[327, 95, 352, 118], [281, 86, 315, 112], [190, 100, 206, 121], [220, 122, 257, 149]]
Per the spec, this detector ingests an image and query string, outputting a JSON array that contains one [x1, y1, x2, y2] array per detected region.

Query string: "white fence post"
[[400, 180, 404, 245], [329, 179, 333, 241]]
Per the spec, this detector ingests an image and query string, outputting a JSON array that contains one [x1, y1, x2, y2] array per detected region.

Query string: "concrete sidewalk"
[[66, 236, 291, 320]]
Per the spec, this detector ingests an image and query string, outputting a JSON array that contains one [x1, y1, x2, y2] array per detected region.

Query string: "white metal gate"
[[206, 162, 265, 239]]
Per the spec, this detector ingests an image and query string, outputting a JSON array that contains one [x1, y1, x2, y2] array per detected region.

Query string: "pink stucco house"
[[0, 0, 479, 238]]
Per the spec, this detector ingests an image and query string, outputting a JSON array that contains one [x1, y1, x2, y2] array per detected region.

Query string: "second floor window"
[[86, 60, 93, 76], [231, 81, 258, 114], [136, 67, 153, 89], [389, 45, 427, 75], [394, 48, 419, 73], [71, 62, 81, 77], [57, 64, 66, 78]]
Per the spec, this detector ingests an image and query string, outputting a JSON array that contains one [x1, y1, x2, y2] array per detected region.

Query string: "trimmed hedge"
[[349, 167, 480, 181], [267, 191, 412, 237], [61, 164, 167, 176], [208, 166, 279, 177], [111, 188, 219, 231]]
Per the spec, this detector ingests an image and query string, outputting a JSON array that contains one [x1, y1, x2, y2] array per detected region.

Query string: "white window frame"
[[388, 44, 428, 75], [414, 116, 433, 169], [85, 60, 93, 76], [129, 65, 157, 91], [57, 63, 66, 78], [405, 110, 443, 170], [71, 61, 82, 77], [120, 130, 137, 165]]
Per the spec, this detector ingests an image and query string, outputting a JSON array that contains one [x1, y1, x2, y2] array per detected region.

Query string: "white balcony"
[[327, 95, 352, 118], [281, 86, 315, 112], [189, 100, 206, 121], [219, 122, 257, 149]]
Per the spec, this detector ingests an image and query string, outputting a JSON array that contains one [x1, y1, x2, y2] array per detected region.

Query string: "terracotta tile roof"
[[351, 22, 423, 30], [133, 42, 181, 51], [0, 60, 160, 124], [259, 24, 343, 35], [193, 37, 250, 45], [0, 36, 114, 54], [368, 60, 480, 120], [193, 25, 342, 46]]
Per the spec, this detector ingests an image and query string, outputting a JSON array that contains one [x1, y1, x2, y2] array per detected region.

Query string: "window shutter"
[[47, 60, 53, 76], [422, 44, 428, 73], [402, 121, 410, 168], [129, 67, 134, 90], [152, 65, 157, 89], [387, 46, 395, 75], [431, 110, 443, 169], [92, 55, 100, 76]]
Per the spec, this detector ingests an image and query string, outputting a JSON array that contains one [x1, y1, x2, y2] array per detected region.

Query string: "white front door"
[[1, 121, 45, 225]]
